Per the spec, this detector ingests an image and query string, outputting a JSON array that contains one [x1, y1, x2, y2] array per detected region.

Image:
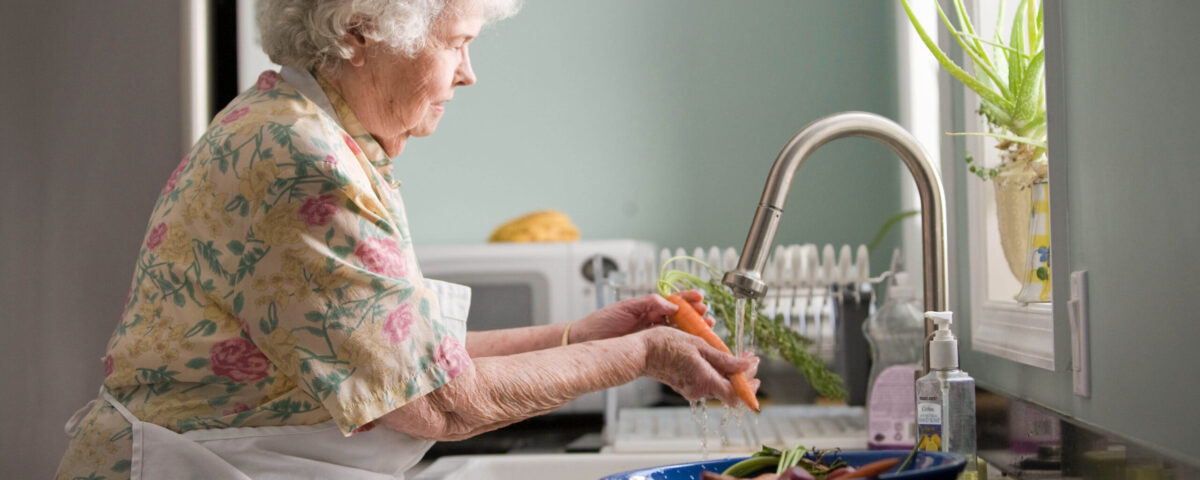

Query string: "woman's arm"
[[465, 324, 566, 357], [463, 292, 710, 357], [381, 326, 756, 441]]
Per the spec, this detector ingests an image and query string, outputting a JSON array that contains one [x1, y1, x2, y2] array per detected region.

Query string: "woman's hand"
[[639, 327, 760, 408], [570, 290, 711, 344]]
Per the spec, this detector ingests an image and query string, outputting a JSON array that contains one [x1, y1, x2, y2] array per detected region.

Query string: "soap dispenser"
[[915, 312, 978, 476]]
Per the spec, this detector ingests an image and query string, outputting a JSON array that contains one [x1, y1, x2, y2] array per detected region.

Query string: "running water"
[[734, 299, 747, 355], [747, 298, 758, 353], [725, 403, 761, 448], [734, 298, 758, 354], [689, 297, 762, 459], [689, 399, 710, 459]]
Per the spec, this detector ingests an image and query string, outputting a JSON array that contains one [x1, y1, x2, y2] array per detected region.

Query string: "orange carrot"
[[844, 457, 901, 479], [665, 294, 760, 412]]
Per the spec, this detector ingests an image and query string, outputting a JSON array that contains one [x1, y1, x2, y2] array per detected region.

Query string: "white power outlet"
[[1068, 271, 1090, 397]]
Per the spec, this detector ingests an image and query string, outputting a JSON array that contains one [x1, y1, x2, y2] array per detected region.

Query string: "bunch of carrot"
[[658, 257, 759, 412]]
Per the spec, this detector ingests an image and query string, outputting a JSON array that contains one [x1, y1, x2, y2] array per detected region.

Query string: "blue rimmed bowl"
[[600, 450, 967, 480]]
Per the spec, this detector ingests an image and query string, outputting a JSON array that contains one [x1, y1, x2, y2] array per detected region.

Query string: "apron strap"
[[102, 389, 141, 425]]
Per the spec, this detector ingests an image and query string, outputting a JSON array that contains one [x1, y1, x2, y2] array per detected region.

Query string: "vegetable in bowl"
[[601, 446, 966, 480]]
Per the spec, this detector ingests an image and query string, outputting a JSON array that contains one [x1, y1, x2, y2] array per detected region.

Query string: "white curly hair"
[[257, 0, 520, 71]]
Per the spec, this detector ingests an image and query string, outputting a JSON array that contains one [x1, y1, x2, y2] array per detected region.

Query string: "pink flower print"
[[237, 317, 252, 339], [298, 194, 338, 227], [209, 337, 270, 382], [323, 154, 337, 167], [162, 155, 190, 194], [223, 404, 252, 416], [256, 71, 278, 92], [383, 304, 415, 344], [354, 237, 406, 278], [103, 355, 114, 377], [435, 336, 471, 380], [146, 223, 167, 250], [343, 134, 363, 156], [221, 107, 249, 125], [351, 421, 377, 435]]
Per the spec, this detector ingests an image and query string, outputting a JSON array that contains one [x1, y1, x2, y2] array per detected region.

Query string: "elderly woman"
[[56, 0, 759, 478]]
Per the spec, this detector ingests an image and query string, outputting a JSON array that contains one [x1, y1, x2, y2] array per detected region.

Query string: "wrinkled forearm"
[[465, 323, 568, 357], [383, 332, 646, 440]]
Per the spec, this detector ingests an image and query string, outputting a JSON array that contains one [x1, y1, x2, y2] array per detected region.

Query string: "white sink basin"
[[411, 453, 732, 480]]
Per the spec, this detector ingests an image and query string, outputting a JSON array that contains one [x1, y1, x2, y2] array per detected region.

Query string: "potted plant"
[[901, 0, 1050, 300]]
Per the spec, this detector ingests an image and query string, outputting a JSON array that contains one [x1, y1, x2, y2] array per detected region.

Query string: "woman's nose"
[[456, 48, 476, 87]]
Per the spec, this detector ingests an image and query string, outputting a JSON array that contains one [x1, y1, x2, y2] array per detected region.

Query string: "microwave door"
[[427, 272, 551, 331]]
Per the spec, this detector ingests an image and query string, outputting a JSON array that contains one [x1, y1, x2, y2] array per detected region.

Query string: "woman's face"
[[332, 4, 484, 156]]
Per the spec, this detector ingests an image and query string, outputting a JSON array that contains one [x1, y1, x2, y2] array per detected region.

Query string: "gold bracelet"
[[561, 322, 573, 346]]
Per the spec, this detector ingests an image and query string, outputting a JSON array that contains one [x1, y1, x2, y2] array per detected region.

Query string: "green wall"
[[957, 0, 1200, 466], [400, 0, 903, 268]]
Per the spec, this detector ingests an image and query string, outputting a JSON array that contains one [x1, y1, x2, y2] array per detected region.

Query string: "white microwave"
[[415, 239, 662, 413]]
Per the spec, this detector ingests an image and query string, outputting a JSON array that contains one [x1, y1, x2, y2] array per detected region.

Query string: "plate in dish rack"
[[600, 450, 967, 480]]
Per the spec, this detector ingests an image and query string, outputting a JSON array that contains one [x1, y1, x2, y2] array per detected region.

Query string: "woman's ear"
[[343, 23, 369, 67]]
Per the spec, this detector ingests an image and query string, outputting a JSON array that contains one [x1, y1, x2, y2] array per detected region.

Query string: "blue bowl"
[[601, 450, 967, 480]]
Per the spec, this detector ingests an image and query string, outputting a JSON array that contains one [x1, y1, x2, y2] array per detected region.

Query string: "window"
[[957, 0, 1055, 370]]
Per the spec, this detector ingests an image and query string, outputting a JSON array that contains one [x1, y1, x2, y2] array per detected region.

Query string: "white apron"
[[68, 279, 471, 479]]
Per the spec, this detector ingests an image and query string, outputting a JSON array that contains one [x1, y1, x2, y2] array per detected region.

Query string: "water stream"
[[689, 399, 710, 459], [688, 298, 764, 457]]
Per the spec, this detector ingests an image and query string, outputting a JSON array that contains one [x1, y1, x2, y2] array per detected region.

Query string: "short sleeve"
[[214, 112, 470, 434]]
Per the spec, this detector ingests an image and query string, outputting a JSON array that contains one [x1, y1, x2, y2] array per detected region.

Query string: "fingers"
[[698, 343, 757, 376], [679, 289, 708, 316], [678, 290, 703, 303], [645, 330, 763, 409], [742, 353, 760, 379]]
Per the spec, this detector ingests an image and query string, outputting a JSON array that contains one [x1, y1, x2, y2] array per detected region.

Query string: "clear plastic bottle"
[[915, 312, 978, 478], [862, 272, 924, 449]]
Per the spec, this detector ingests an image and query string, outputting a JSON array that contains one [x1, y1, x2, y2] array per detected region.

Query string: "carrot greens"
[[656, 256, 847, 401]]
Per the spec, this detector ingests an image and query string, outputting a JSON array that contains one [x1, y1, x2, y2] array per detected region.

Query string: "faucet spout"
[[721, 111, 948, 370]]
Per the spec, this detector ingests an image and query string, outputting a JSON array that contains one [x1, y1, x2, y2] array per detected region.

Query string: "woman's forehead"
[[434, 7, 484, 39]]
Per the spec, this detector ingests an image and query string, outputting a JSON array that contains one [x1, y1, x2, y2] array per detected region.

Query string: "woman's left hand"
[[569, 290, 711, 344]]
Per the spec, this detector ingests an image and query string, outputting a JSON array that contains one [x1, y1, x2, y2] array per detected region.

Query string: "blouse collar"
[[280, 66, 399, 187]]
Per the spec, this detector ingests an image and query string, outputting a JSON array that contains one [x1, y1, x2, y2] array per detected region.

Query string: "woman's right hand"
[[639, 327, 760, 408]]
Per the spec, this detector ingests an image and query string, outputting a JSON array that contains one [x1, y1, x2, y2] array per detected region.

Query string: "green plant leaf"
[[1012, 50, 1045, 125], [1008, 1, 1028, 97], [950, 0, 1010, 97], [868, 210, 920, 253], [902, 0, 1013, 113], [956, 32, 1031, 58], [1031, 0, 1042, 51], [946, 131, 1047, 150]]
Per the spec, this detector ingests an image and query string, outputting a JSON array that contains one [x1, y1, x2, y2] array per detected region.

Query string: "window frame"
[[955, 0, 1055, 370]]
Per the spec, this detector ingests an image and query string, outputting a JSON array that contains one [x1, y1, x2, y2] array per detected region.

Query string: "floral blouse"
[[56, 71, 470, 480]]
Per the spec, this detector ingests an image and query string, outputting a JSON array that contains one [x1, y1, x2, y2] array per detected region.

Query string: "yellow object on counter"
[[488, 210, 580, 243]]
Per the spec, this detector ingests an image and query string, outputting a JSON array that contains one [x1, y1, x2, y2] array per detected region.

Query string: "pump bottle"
[[915, 312, 978, 476]]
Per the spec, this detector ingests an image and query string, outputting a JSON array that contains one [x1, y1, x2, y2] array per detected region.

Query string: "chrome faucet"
[[721, 111, 947, 372]]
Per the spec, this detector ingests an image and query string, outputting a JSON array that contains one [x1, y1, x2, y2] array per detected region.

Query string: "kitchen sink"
[[411, 452, 729, 480]]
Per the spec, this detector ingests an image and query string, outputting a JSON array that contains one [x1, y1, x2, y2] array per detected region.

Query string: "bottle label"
[[867, 365, 918, 449], [916, 401, 942, 451]]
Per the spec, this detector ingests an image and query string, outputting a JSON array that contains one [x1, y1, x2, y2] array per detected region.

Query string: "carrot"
[[666, 294, 760, 412], [844, 457, 901, 479]]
